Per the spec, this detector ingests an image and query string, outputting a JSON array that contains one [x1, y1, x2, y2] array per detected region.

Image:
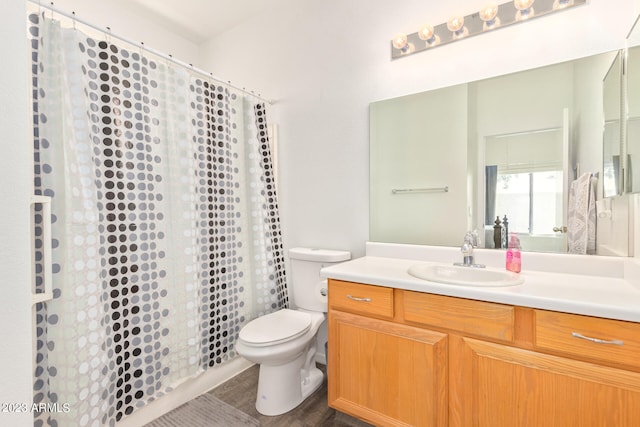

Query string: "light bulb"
[[446, 16, 464, 32], [479, 3, 499, 21], [418, 24, 434, 41], [418, 24, 440, 46], [447, 16, 467, 39], [392, 33, 408, 50], [513, 0, 535, 10], [553, 0, 573, 9], [479, 2, 500, 30]]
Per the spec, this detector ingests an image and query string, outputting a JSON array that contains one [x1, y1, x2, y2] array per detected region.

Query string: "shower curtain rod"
[[29, 1, 275, 105]]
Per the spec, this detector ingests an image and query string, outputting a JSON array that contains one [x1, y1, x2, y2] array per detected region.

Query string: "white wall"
[[0, 2, 35, 426], [43, 0, 200, 65], [200, 0, 638, 258]]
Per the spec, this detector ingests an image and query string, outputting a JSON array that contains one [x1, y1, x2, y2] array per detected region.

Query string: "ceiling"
[[124, 0, 297, 44]]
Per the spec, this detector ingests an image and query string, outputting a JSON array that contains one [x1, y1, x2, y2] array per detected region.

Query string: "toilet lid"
[[239, 309, 312, 347]]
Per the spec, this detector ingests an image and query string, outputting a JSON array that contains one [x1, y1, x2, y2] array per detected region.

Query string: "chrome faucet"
[[454, 231, 485, 268]]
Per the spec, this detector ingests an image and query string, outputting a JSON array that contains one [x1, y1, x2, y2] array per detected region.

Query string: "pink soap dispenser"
[[506, 235, 521, 273]]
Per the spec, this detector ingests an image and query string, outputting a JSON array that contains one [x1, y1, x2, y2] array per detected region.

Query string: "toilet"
[[236, 247, 351, 416]]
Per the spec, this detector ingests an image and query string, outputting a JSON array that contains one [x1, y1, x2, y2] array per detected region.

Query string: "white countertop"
[[320, 243, 640, 323]]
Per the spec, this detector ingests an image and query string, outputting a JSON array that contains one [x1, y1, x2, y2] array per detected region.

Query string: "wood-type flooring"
[[210, 364, 373, 427]]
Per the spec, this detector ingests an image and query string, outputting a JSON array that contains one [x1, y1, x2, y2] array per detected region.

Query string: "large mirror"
[[370, 48, 632, 256]]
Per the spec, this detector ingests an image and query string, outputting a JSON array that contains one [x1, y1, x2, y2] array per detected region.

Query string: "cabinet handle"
[[347, 295, 371, 303], [571, 332, 624, 346]]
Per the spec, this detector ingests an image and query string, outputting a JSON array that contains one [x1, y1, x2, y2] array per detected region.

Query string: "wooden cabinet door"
[[459, 337, 640, 427], [328, 310, 448, 427]]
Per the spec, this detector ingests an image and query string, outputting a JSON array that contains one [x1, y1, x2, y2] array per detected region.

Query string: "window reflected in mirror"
[[484, 129, 565, 253]]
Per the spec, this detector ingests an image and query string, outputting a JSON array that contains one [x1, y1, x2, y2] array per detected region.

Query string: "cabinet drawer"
[[535, 310, 640, 369], [402, 291, 515, 342], [328, 280, 393, 319]]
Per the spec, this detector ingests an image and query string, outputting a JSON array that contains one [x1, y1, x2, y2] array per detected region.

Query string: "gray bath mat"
[[144, 393, 261, 427]]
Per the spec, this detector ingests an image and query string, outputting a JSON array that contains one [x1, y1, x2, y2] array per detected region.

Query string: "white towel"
[[567, 173, 597, 254]]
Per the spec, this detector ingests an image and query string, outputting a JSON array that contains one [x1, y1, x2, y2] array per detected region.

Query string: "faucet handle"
[[464, 230, 481, 247], [471, 229, 481, 247]]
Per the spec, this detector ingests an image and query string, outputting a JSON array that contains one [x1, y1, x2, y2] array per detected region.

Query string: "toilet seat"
[[239, 309, 311, 347]]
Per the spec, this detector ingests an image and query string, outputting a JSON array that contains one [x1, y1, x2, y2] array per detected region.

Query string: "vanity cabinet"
[[327, 279, 640, 427], [327, 280, 448, 426]]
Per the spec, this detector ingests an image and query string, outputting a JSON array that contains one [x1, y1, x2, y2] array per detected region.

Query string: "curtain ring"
[[140, 41, 145, 59], [71, 11, 76, 31], [105, 26, 112, 44]]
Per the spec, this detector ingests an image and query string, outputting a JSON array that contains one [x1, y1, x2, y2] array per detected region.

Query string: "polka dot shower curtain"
[[29, 10, 288, 427]]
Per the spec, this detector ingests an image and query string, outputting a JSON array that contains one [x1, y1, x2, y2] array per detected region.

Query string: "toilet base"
[[254, 346, 324, 416]]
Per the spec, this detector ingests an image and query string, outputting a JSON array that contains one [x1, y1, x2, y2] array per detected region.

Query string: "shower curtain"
[[29, 10, 288, 427]]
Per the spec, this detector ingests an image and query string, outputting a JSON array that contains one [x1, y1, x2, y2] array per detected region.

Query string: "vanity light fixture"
[[391, 0, 585, 59]]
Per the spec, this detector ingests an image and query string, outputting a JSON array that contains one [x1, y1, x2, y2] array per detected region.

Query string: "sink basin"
[[407, 263, 524, 287]]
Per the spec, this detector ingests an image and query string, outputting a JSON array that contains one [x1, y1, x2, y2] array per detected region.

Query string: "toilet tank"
[[289, 248, 351, 312]]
